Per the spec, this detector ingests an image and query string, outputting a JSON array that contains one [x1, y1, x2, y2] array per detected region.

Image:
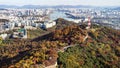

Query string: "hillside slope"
[[0, 20, 120, 68]]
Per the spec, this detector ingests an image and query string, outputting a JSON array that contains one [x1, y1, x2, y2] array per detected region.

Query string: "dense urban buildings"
[[0, 7, 120, 39]]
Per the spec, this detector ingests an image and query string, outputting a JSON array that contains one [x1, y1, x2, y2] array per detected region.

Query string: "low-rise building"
[[43, 21, 56, 28], [13, 28, 27, 39], [0, 33, 10, 40]]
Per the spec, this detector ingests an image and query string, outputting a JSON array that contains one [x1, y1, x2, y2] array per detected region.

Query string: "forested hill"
[[0, 19, 120, 68], [58, 24, 120, 68]]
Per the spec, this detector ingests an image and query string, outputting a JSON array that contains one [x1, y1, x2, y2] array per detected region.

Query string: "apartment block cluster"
[[0, 9, 56, 30], [0, 8, 56, 39]]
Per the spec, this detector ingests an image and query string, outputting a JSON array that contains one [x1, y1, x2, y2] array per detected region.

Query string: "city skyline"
[[0, 0, 120, 6]]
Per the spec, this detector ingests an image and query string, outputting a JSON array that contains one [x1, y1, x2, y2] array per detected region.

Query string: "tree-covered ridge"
[[55, 18, 75, 29], [58, 43, 120, 68], [51, 25, 87, 44], [0, 19, 120, 68], [58, 24, 120, 68], [0, 24, 87, 68], [88, 25, 120, 45]]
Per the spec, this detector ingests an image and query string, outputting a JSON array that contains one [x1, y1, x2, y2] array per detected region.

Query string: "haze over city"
[[0, 0, 120, 6]]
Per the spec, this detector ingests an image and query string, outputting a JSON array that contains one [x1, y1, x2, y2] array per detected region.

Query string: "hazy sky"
[[0, 0, 120, 6]]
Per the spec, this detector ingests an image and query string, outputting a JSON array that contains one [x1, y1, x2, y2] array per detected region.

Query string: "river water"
[[50, 11, 120, 29], [50, 11, 74, 21]]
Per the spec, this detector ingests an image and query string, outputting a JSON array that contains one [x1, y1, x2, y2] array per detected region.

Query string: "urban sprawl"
[[0, 8, 120, 40]]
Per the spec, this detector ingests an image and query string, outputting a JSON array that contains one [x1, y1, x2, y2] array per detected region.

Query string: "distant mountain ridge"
[[0, 5, 94, 8], [0, 5, 18, 8], [0, 4, 119, 9], [113, 7, 120, 10]]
